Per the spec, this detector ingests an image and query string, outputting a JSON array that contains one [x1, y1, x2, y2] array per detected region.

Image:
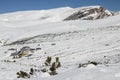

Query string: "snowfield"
[[0, 6, 120, 80]]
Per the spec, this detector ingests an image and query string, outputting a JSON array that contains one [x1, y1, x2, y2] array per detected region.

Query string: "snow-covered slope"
[[0, 5, 120, 80], [0, 6, 114, 27], [0, 7, 73, 25], [0, 13, 120, 45]]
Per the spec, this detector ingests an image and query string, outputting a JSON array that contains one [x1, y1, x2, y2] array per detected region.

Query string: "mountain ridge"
[[0, 5, 118, 23]]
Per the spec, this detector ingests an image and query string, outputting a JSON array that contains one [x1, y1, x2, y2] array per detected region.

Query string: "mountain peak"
[[64, 5, 114, 20]]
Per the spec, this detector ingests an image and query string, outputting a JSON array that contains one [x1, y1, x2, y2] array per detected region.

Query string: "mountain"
[[0, 6, 115, 24], [0, 5, 120, 80], [0, 5, 118, 45]]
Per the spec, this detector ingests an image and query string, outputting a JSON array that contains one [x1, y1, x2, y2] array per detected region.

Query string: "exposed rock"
[[64, 6, 114, 20]]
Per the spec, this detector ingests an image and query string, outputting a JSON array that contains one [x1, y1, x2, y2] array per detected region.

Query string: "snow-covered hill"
[[0, 6, 114, 26], [0, 7, 73, 24], [0, 5, 120, 80], [0, 6, 119, 45]]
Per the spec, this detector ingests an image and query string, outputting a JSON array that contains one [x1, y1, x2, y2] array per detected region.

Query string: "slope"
[[0, 6, 120, 80]]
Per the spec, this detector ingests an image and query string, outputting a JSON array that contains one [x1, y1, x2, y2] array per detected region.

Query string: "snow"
[[0, 5, 120, 80], [40, 73, 50, 78]]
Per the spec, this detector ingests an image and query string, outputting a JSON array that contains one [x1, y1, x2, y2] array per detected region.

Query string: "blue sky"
[[0, 0, 120, 14]]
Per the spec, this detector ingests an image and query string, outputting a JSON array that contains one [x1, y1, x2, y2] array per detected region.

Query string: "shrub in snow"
[[55, 57, 61, 68], [88, 61, 98, 66], [29, 68, 34, 75], [13, 60, 16, 62], [7, 60, 10, 62], [56, 62, 61, 68], [17, 68, 37, 78], [78, 63, 88, 68], [42, 57, 61, 75], [41, 68, 48, 73], [49, 62, 57, 75], [41, 56, 52, 73], [16, 71, 30, 78], [79, 61, 99, 68], [3, 60, 6, 62], [56, 57, 59, 62], [45, 56, 52, 66]]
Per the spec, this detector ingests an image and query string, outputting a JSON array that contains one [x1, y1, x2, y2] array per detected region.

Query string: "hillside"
[[0, 5, 120, 80]]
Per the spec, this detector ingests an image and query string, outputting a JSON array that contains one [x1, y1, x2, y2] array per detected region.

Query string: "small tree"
[[49, 62, 57, 75], [56, 57, 59, 62], [56, 62, 61, 68], [55, 57, 61, 68], [29, 68, 34, 75], [42, 57, 61, 75], [45, 56, 52, 66]]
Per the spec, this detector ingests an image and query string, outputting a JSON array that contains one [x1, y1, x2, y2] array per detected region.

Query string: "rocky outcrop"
[[64, 6, 114, 20]]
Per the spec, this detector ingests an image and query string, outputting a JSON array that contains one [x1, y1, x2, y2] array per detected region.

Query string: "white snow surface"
[[0, 6, 120, 80]]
